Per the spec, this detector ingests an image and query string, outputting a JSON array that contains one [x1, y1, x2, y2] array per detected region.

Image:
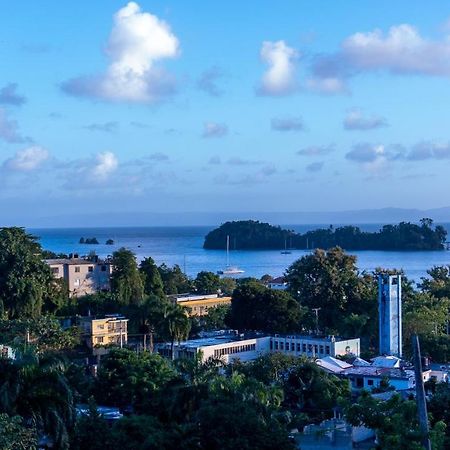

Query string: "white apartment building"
[[156, 333, 360, 363], [46, 256, 112, 297]]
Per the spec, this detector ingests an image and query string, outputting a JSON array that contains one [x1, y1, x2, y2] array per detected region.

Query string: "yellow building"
[[176, 294, 232, 316], [80, 315, 128, 356]]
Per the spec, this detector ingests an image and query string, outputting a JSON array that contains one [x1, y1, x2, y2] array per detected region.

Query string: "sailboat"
[[217, 235, 244, 276], [280, 237, 292, 254]]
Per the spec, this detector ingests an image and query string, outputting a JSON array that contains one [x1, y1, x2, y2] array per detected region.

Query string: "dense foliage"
[[227, 280, 306, 333], [204, 218, 447, 250]]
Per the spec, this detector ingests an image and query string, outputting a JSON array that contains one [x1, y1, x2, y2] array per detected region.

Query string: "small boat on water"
[[217, 235, 244, 276], [280, 238, 292, 254]]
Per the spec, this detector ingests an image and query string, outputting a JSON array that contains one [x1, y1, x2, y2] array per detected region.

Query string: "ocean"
[[30, 224, 450, 284]]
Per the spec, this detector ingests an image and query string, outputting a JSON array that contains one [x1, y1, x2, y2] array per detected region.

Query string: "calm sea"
[[30, 224, 450, 284]]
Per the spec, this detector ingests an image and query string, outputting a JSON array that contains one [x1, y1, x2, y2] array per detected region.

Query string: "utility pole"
[[412, 334, 431, 450]]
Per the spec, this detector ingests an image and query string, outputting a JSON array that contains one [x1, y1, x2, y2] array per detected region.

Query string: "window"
[[280, 342, 284, 350], [367, 379, 374, 386], [74, 279, 80, 287], [302, 344, 307, 352], [75, 266, 80, 273], [270, 340, 273, 350], [51, 267, 59, 274], [326, 346, 330, 355], [96, 337, 104, 344], [356, 378, 364, 388], [274, 341, 279, 350], [88, 266, 94, 272], [319, 345, 324, 354], [297, 343, 301, 352], [307, 344, 312, 352]]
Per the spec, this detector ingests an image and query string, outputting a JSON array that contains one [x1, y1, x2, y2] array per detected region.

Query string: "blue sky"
[[1, 1, 450, 224]]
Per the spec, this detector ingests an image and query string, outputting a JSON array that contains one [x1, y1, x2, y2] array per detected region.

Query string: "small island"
[[203, 218, 448, 251], [79, 237, 99, 245], [106, 239, 114, 245]]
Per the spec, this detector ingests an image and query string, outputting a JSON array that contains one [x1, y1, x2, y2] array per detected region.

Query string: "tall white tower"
[[378, 274, 402, 357]]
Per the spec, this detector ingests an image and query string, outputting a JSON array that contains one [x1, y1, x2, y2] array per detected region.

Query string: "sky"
[[1, 1, 450, 225]]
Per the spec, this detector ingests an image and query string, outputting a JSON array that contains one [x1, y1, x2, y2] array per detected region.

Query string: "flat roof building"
[[80, 315, 128, 356], [174, 294, 232, 317], [46, 256, 112, 297]]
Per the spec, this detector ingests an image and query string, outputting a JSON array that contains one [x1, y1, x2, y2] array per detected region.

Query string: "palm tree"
[[0, 350, 74, 449], [160, 303, 191, 360]]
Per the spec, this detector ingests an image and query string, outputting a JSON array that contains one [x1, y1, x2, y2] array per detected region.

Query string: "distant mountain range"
[[6, 206, 450, 228]]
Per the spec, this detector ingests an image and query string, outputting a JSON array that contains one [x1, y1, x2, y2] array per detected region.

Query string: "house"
[[174, 294, 232, 316], [268, 276, 288, 291], [79, 315, 128, 356], [0, 344, 15, 359], [46, 255, 112, 297]]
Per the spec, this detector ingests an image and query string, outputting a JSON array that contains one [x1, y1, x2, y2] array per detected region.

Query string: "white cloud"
[[344, 109, 387, 130], [62, 2, 179, 103], [202, 122, 228, 138], [309, 22, 450, 92], [3, 146, 49, 171], [91, 151, 119, 181], [407, 141, 450, 160], [257, 40, 298, 96], [342, 24, 450, 76]]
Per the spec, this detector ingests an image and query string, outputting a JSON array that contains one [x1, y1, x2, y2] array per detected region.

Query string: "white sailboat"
[[217, 235, 244, 276]]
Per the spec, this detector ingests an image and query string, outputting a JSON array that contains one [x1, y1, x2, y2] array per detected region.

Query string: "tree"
[[199, 304, 230, 331], [95, 348, 176, 412], [345, 391, 446, 450], [0, 414, 37, 450], [0, 227, 62, 318], [139, 257, 165, 299], [110, 248, 145, 306], [0, 351, 74, 449], [285, 247, 377, 335], [195, 271, 221, 295], [227, 281, 305, 333], [0, 316, 80, 354], [158, 263, 193, 295], [160, 304, 192, 359]]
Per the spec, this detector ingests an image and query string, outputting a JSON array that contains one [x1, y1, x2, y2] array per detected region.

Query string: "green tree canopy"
[[227, 281, 306, 333], [139, 257, 165, 299], [110, 248, 145, 306], [0, 227, 63, 318], [0, 414, 37, 450], [194, 271, 221, 295], [158, 263, 193, 295], [285, 247, 377, 335], [95, 348, 177, 412]]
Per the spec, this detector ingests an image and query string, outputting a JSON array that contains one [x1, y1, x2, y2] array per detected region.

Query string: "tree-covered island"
[[203, 218, 448, 251]]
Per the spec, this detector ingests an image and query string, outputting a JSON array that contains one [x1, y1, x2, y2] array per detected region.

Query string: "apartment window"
[[286, 342, 290, 351], [96, 337, 104, 344], [74, 279, 80, 287], [297, 343, 301, 352], [326, 346, 330, 355], [270, 340, 273, 350], [97, 324, 104, 330], [319, 345, 324, 354], [367, 379, 374, 386], [314, 345, 318, 354], [274, 341, 279, 350], [75, 266, 80, 273], [51, 267, 59, 274], [302, 344, 307, 352], [88, 266, 94, 272], [280, 342, 284, 350], [307, 344, 312, 352]]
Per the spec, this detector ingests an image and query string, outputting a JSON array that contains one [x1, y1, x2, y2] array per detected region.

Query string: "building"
[[157, 333, 360, 363], [378, 274, 402, 357], [156, 332, 270, 363], [270, 335, 361, 358], [80, 315, 128, 356], [0, 344, 15, 359], [174, 294, 232, 316], [46, 255, 112, 297], [267, 276, 288, 291], [294, 418, 374, 450]]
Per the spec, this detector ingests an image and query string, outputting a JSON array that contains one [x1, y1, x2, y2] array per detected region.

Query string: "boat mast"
[[226, 235, 230, 267]]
